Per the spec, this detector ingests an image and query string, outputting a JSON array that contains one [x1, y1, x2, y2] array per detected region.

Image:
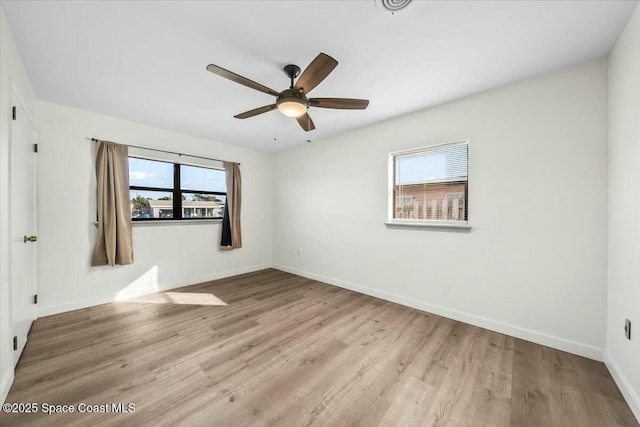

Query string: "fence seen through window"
[[390, 141, 468, 224]]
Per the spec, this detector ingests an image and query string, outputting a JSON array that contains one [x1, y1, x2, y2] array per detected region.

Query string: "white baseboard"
[[1, 367, 14, 405], [605, 351, 640, 423], [273, 264, 604, 362], [37, 263, 271, 317]]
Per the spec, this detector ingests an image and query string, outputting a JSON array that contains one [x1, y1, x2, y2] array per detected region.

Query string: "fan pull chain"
[[273, 117, 278, 143]]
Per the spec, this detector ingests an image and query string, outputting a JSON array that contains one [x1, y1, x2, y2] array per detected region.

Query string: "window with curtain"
[[128, 156, 227, 221], [389, 140, 468, 226]]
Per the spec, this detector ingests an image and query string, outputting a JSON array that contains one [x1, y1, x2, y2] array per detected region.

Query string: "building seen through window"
[[390, 141, 468, 224], [128, 157, 226, 221]]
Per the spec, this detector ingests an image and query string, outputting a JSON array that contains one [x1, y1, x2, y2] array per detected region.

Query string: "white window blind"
[[389, 141, 468, 225]]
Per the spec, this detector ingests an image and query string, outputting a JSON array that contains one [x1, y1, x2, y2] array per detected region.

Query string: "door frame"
[[8, 87, 38, 364]]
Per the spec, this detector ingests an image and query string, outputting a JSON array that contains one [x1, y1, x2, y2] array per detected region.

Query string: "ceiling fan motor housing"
[[276, 88, 308, 117]]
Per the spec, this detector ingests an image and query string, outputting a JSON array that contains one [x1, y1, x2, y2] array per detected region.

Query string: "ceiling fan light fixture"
[[276, 97, 307, 118]]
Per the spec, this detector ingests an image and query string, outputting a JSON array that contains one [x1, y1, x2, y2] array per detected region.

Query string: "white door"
[[10, 95, 37, 364]]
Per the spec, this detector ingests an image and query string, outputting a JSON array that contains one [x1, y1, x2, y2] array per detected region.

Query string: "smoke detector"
[[378, 0, 413, 15]]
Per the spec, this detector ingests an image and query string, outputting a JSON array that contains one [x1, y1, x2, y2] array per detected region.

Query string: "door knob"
[[23, 235, 37, 243]]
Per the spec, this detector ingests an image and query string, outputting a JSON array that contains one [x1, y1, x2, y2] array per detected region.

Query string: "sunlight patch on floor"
[[126, 292, 227, 306]]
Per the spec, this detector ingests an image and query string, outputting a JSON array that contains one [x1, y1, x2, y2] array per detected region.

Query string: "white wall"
[[35, 101, 273, 316], [0, 6, 37, 403], [606, 4, 640, 420], [273, 60, 609, 360]]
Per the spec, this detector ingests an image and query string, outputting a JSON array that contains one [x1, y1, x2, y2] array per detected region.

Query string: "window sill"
[[385, 221, 471, 230], [94, 219, 222, 227], [132, 219, 222, 226]]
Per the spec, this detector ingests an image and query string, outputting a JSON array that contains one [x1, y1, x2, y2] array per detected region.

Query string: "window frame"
[[387, 140, 470, 229], [129, 156, 227, 222]]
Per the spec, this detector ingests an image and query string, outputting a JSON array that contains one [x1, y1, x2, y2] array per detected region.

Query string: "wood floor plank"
[[0, 269, 636, 427]]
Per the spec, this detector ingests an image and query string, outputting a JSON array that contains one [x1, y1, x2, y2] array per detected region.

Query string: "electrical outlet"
[[624, 319, 631, 340]]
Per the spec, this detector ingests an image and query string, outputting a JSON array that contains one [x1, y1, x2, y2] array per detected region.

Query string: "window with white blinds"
[[389, 141, 468, 226]]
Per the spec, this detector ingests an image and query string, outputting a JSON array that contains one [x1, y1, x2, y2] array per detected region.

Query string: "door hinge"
[[12, 106, 16, 120], [34, 143, 38, 153], [13, 336, 17, 351], [34, 294, 38, 304]]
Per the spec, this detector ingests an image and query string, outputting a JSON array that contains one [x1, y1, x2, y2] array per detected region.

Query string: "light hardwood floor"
[[1, 269, 637, 426]]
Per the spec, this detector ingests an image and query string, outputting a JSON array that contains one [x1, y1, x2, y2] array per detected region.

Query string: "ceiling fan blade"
[[206, 64, 280, 97], [296, 112, 316, 132], [294, 53, 338, 95], [309, 98, 369, 110], [234, 104, 277, 119]]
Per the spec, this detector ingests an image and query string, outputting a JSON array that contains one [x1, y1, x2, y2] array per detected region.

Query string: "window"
[[129, 156, 226, 221], [388, 140, 468, 226]]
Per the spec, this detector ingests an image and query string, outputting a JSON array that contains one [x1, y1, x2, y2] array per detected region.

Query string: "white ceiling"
[[2, 1, 637, 152]]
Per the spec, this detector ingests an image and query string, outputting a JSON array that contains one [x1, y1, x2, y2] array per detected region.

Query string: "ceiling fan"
[[206, 53, 369, 132]]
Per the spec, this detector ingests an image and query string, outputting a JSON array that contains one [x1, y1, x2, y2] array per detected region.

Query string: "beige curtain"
[[91, 141, 134, 266], [220, 161, 242, 250]]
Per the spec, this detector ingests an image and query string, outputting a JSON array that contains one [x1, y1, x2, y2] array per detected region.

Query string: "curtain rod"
[[88, 138, 239, 165]]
